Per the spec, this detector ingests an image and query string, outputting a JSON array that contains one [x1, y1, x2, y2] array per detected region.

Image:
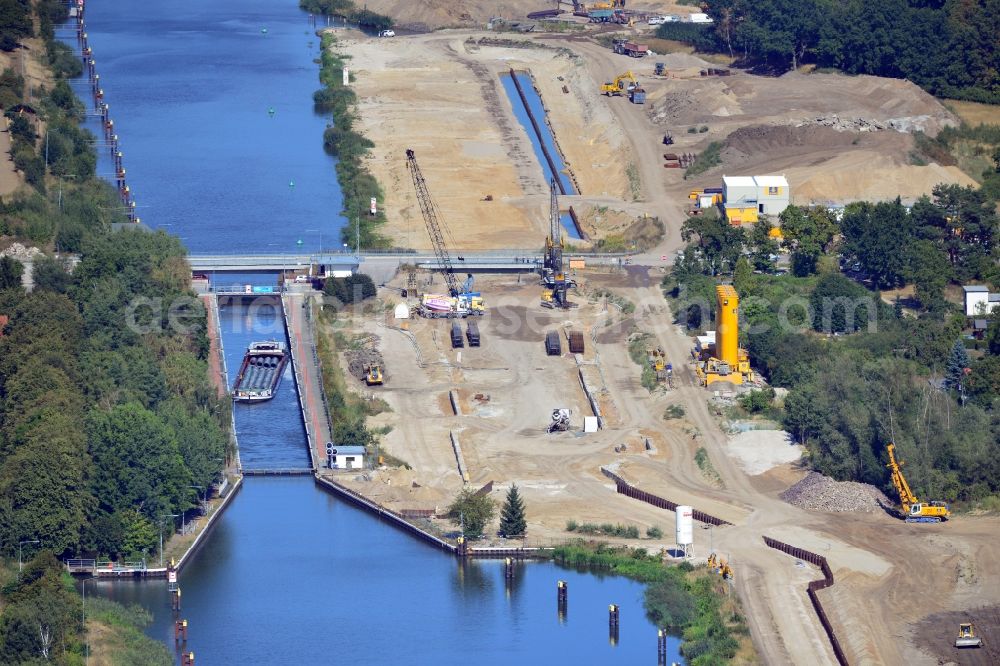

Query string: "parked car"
[[294, 274, 310, 283], [378, 29, 395, 37]]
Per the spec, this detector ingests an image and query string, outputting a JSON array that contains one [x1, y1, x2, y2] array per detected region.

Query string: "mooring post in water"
[[171, 587, 182, 611], [657, 628, 667, 663], [456, 536, 467, 558], [174, 619, 188, 643], [181, 652, 194, 666], [504, 557, 514, 580], [609, 603, 620, 646], [557, 580, 567, 623]]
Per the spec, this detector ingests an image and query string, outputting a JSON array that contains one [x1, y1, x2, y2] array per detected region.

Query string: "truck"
[[613, 39, 648, 58], [466, 321, 481, 347], [419, 293, 486, 319], [629, 87, 646, 104], [688, 13, 714, 24], [451, 322, 464, 348]]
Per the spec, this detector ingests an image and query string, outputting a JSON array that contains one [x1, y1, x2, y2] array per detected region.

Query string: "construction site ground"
[[338, 25, 977, 261], [326, 19, 1000, 666], [324, 272, 1000, 666]]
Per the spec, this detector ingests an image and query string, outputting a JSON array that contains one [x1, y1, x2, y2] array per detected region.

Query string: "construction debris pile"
[[0, 242, 43, 262], [796, 114, 942, 134], [345, 341, 385, 382], [780, 472, 892, 513]]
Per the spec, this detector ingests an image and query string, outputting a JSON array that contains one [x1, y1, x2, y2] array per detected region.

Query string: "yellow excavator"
[[601, 71, 639, 97], [886, 443, 950, 523], [365, 364, 384, 386]]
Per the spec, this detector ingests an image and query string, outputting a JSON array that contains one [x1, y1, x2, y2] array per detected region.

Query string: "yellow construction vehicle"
[[365, 364, 384, 386], [601, 71, 639, 96], [955, 622, 982, 648], [648, 347, 668, 382], [707, 552, 734, 579], [886, 443, 950, 523]]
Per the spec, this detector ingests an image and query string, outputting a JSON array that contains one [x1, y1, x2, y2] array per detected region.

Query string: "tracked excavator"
[[601, 71, 639, 96], [886, 443, 950, 523]]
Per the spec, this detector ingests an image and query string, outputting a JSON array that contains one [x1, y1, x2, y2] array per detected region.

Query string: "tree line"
[[665, 184, 1000, 505], [658, 0, 1000, 103], [0, 2, 229, 563]]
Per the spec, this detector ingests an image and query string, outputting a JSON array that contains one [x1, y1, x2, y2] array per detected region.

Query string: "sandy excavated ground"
[[330, 21, 1000, 666], [641, 64, 974, 203], [360, 1, 700, 31], [323, 271, 1000, 666], [339, 30, 630, 250]]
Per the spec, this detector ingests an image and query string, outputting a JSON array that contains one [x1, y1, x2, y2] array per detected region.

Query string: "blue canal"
[[499, 72, 581, 240], [67, 1, 681, 663]]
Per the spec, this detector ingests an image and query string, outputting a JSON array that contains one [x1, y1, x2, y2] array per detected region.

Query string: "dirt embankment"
[[646, 69, 974, 204], [359, 1, 699, 31], [338, 31, 630, 250]]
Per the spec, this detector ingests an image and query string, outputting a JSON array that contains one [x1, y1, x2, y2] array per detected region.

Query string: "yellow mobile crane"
[[886, 443, 951, 523]]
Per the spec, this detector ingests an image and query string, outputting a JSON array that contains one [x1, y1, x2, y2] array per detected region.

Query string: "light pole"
[[159, 514, 179, 567], [18, 539, 39, 577]]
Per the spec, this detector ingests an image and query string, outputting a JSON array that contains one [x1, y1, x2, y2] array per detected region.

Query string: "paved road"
[[283, 292, 330, 470]]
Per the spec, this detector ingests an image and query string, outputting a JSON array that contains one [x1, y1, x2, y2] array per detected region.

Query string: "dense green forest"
[[0, 2, 228, 661], [657, 0, 1000, 103], [0, 2, 228, 563], [666, 181, 1000, 506]]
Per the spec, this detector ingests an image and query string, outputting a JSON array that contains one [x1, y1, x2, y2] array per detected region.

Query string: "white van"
[[648, 16, 665, 25], [689, 13, 714, 24], [378, 29, 395, 37]]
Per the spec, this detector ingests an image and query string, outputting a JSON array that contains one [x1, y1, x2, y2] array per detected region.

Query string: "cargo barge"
[[233, 341, 289, 402]]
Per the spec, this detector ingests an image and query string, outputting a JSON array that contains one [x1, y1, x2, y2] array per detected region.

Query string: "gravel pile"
[[345, 347, 384, 381], [781, 472, 892, 513]]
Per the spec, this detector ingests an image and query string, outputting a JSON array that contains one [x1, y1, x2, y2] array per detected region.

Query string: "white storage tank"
[[676, 505, 694, 546]]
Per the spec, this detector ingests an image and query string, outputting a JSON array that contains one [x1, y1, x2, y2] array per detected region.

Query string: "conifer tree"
[[945, 339, 971, 391], [499, 483, 527, 538]]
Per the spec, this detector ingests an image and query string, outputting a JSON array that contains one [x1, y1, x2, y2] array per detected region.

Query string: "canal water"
[[63, 0, 344, 253], [69, 1, 682, 662], [499, 72, 582, 241], [217, 295, 310, 470]]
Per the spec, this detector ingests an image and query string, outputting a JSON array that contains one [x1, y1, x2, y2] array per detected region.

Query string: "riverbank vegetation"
[[311, 33, 391, 249], [664, 180, 1000, 509], [0, 1, 229, 562], [315, 308, 380, 450], [299, 0, 393, 31], [657, 1, 1000, 103], [0, 555, 170, 664], [553, 543, 755, 664]]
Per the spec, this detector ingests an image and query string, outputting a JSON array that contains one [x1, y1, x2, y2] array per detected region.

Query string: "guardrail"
[[762, 536, 849, 666]]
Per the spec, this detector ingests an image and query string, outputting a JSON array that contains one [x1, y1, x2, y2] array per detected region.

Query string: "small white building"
[[963, 285, 1000, 317], [722, 175, 791, 217], [722, 176, 757, 207], [329, 445, 366, 470], [753, 175, 790, 215]]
